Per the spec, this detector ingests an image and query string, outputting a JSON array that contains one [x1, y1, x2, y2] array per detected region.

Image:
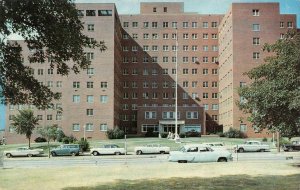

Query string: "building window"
[[203, 93, 208, 99], [152, 68, 158, 75], [87, 24, 94, 31], [87, 95, 94, 103], [86, 10, 96, 16], [152, 92, 158, 99], [172, 56, 177, 63], [280, 33, 285, 39], [143, 33, 149, 39], [132, 46, 138, 51], [152, 45, 158, 51], [163, 92, 168, 99], [212, 81, 218, 88], [192, 93, 198, 99], [152, 82, 158, 88], [202, 22, 208, 28], [86, 109, 94, 116], [203, 104, 209, 110], [72, 124, 80, 131], [145, 111, 156, 119], [252, 24, 260, 31], [192, 45, 198, 51], [100, 124, 108, 131], [212, 93, 218, 99], [212, 45, 218, 51], [164, 7, 167, 12], [252, 9, 259, 16], [85, 52, 94, 60], [192, 69, 197, 74], [142, 125, 159, 132], [123, 69, 129, 75], [73, 95, 80, 103], [48, 69, 53, 75], [212, 34, 217, 39], [123, 22, 129, 28], [123, 57, 129, 63], [192, 33, 198, 39], [192, 22, 198, 28], [183, 33, 188, 39], [212, 57, 218, 63], [280, 22, 284, 28], [212, 115, 218, 121], [203, 45, 208, 51], [172, 22, 177, 28], [253, 37, 260, 45], [163, 81, 168, 88], [211, 22, 218, 28], [100, 95, 108, 103], [183, 56, 188, 63], [143, 22, 149, 28], [152, 22, 158, 28], [86, 123, 94, 131], [123, 34, 129, 39], [132, 33, 138, 39], [183, 81, 188, 87], [162, 112, 179, 119], [132, 22, 138, 28], [47, 115, 52, 121], [163, 56, 169, 63], [186, 111, 198, 119], [163, 22, 168, 28], [287, 22, 293, 28], [38, 69, 43, 75], [56, 81, 62, 87], [212, 104, 219, 110], [183, 22, 188, 28], [253, 52, 260, 59], [153, 7, 156, 12], [73, 82, 80, 88], [163, 33, 169, 39], [142, 92, 149, 99], [87, 82, 93, 88], [183, 45, 188, 51], [98, 10, 112, 16], [47, 81, 53, 87], [212, 69, 218, 75], [162, 68, 168, 75], [240, 124, 247, 132], [203, 33, 208, 39]]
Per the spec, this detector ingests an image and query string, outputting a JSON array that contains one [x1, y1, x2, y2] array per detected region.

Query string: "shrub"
[[262, 137, 268, 142], [106, 128, 125, 139], [185, 130, 201, 137], [62, 135, 77, 144], [224, 128, 247, 138], [179, 133, 186, 138], [144, 129, 159, 137], [217, 132, 226, 137], [57, 130, 66, 142], [34, 137, 47, 143], [78, 138, 90, 152], [160, 133, 168, 138]]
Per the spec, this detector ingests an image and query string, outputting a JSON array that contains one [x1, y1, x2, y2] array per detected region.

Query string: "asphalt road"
[[2, 151, 300, 168]]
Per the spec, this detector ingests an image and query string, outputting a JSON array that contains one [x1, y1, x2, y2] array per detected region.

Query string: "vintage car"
[[168, 144, 233, 163], [202, 142, 228, 150], [134, 144, 170, 155], [234, 140, 270, 152], [4, 147, 44, 158], [90, 144, 126, 156], [50, 144, 81, 156], [282, 141, 300, 151]]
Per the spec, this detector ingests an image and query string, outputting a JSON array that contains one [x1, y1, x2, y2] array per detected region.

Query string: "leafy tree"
[[0, 0, 106, 109], [11, 109, 39, 147], [37, 124, 59, 158], [238, 30, 300, 138]]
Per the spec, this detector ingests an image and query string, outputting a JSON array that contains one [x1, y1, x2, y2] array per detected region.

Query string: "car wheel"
[[92, 151, 99, 156], [260, 149, 265, 152], [160, 151, 165, 154], [115, 152, 121, 155], [71, 152, 76, 156], [51, 152, 56, 157], [178, 160, 187, 163], [218, 158, 227, 162], [6, 153, 12, 158], [288, 147, 294, 152], [238, 148, 244, 153], [27, 154, 33, 157], [136, 150, 142, 155]]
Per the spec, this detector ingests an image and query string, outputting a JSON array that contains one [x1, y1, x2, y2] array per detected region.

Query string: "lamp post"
[[174, 27, 180, 142]]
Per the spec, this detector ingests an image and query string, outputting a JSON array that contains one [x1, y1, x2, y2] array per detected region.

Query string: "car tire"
[[288, 147, 294, 152], [6, 153, 12, 158], [136, 150, 142, 155], [259, 149, 265, 152], [160, 151, 165, 154], [238, 148, 244, 153], [71, 152, 76, 156], [217, 158, 227, 162], [115, 152, 121, 155], [51, 152, 56, 157], [178, 160, 187, 163], [92, 151, 99, 156], [27, 154, 33, 157]]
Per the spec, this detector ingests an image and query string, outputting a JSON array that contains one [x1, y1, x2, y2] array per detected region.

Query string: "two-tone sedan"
[[168, 144, 233, 163], [134, 144, 170, 155], [90, 144, 126, 156], [4, 147, 44, 158]]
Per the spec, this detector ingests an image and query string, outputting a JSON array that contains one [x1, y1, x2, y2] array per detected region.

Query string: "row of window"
[[122, 92, 218, 99], [121, 104, 219, 111], [72, 123, 108, 132], [123, 81, 218, 88], [251, 22, 294, 31], [8, 103, 62, 111], [72, 95, 108, 103], [123, 68, 218, 75], [123, 45, 219, 52], [123, 33, 218, 40], [122, 56, 218, 64], [78, 10, 112, 17], [145, 111, 199, 119], [73, 82, 108, 89], [123, 21, 218, 29]]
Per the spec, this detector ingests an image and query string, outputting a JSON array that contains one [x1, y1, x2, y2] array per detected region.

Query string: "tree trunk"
[[48, 140, 50, 158], [28, 137, 31, 148]]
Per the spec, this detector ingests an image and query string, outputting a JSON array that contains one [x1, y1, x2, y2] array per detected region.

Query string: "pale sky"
[[1, 0, 299, 129]]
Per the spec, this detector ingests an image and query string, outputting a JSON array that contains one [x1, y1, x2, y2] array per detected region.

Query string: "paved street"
[[2, 152, 299, 168]]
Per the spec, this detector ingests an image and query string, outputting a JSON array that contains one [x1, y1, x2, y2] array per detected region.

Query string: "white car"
[[134, 144, 170, 155], [4, 147, 44, 158], [90, 144, 125, 156], [168, 144, 233, 163], [202, 142, 228, 151], [234, 140, 270, 152]]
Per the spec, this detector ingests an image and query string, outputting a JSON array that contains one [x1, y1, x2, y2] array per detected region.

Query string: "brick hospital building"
[[4, 2, 297, 143]]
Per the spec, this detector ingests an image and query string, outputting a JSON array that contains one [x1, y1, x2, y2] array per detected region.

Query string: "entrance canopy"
[[159, 120, 185, 125]]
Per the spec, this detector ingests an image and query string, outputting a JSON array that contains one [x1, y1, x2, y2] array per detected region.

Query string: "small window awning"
[[159, 120, 185, 125]]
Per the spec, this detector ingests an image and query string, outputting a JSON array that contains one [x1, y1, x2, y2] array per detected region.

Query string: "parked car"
[[50, 144, 80, 156], [90, 144, 125, 156], [134, 144, 170, 155], [234, 140, 270, 152], [4, 147, 44, 158], [168, 144, 233, 163], [202, 142, 228, 150], [282, 141, 300, 151]]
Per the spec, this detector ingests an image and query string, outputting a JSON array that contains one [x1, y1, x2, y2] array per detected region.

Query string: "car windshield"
[[179, 146, 186, 152]]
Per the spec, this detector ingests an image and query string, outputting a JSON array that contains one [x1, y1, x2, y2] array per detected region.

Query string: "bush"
[[62, 135, 77, 144], [34, 137, 47, 143], [57, 130, 66, 142], [217, 132, 226, 137], [224, 128, 247, 138], [262, 137, 268, 142], [179, 133, 186, 138], [77, 138, 90, 152], [160, 133, 168, 138], [144, 128, 159, 137], [185, 130, 201, 137], [106, 128, 125, 139]]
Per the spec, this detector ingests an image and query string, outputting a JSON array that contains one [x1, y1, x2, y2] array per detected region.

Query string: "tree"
[[238, 30, 300, 138], [11, 109, 39, 147], [0, 0, 106, 109], [37, 124, 58, 158]]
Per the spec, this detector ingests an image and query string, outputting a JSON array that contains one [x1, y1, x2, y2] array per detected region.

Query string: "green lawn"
[[62, 174, 300, 190]]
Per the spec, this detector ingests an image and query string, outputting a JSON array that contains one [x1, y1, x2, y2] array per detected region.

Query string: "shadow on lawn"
[[63, 174, 300, 190]]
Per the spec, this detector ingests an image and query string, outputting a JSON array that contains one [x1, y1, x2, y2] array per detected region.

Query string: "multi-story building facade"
[[4, 2, 297, 143]]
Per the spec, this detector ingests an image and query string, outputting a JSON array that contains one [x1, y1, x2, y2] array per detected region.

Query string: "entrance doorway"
[[162, 124, 180, 134]]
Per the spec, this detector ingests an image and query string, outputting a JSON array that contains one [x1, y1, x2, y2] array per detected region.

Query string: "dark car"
[[282, 141, 300, 152], [50, 144, 81, 156]]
